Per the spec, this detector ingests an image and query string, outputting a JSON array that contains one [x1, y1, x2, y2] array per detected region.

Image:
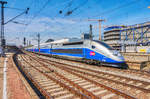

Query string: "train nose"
[[121, 62, 129, 69], [119, 56, 125, 61]]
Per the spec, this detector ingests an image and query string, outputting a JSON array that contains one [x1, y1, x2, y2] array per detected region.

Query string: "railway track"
[[18, 51, 150, 98], [18, 54, 87, 99], [16, 52, 140, 99], [32, 52, 150, 81], [28, 53, 150, 98]]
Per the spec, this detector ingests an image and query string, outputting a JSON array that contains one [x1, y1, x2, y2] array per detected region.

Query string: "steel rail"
[[20, 55, 92, 99], [55, 62, 150, 92], [28, 51, 150, 76], [16, 55, 54, 99], [30, 53, 150, 93], [26, 51, 150, 76], [59, 64, 150, 93], [28, 53, 136, 99]]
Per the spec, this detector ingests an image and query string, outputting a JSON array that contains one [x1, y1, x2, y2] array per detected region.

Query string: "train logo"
[[90, 51, 95, 56]]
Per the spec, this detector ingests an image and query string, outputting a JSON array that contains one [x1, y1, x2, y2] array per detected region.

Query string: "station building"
[[103, 22, 150, 53]]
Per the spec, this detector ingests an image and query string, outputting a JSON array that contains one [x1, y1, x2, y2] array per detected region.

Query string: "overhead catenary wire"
[[4, 0, 34, 46], [91, 0, 140, 18], [65, 0, 89, 16], [24, 0, 139, 28], [59, 0, 74, 14], [22, 0, 51, 40], [15, 0, 42, 42], [13, 0, 147, 43], [22, 0, 53, 44], [26, 0, 51, 26], [5, 7, 26, 11], [37, 0, 75, 18], [25, 0, 89, 29]]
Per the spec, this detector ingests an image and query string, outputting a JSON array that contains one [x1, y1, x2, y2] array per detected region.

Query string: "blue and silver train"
[[26, 38, 128, 69]]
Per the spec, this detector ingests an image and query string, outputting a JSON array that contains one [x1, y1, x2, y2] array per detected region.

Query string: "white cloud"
[[5, 17, 78, 33], [4, 16, 91, 45]]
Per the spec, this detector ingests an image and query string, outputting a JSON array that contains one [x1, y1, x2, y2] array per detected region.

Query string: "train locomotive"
[[26, 37, 128, 69]]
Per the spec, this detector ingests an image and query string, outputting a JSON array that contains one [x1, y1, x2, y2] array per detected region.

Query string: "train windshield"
[[94, 40, 113, 50]]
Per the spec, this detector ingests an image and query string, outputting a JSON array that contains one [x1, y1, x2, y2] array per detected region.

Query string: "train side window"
[[92, 45, 95, 49]]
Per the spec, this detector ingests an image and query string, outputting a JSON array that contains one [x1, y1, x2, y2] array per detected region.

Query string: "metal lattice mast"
[[0, 1, 7, 49]]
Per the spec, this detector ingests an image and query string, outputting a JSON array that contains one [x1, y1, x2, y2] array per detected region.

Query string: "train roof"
[[32, 38, 82, 47], [49, 38, 82, 44]]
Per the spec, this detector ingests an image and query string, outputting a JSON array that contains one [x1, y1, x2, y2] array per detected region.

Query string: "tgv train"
[[26, 38, 128, 68]]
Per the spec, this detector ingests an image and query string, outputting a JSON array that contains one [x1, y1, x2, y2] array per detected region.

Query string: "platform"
[[0, 53, 38, 99]]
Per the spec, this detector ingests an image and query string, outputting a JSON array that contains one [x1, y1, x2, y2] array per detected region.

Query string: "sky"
[[1, 0, 150, 45]]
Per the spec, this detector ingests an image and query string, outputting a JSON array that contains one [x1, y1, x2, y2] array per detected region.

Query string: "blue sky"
[[2, 0, 150, 45]]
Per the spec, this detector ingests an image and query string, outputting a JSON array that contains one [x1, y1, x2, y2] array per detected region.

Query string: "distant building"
[[104, 25, 122, 50], [104, 22, 150, 52]]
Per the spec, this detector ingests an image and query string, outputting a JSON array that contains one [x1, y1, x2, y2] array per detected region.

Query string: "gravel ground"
[[36, 55, 150, 98], [42, 56, 150, 83]]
